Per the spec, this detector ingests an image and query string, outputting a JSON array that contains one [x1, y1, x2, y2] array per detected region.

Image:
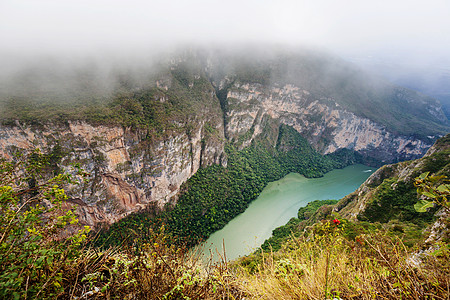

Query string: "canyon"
[[0, 48, 448, 229]]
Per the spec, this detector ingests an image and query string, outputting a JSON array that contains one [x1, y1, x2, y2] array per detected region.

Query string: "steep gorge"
[[0, 48, 448, 230]]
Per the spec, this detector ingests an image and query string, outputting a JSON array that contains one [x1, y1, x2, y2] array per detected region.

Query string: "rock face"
[[224, 82, 432, 164], [0, 119, 225, 228]]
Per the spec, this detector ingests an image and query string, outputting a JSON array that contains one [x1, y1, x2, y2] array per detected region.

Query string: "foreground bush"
[[0, 150, 92, 298], [58, 229, 241, 299], [234, 219, 450, 299], [0, 150, 241, 299]]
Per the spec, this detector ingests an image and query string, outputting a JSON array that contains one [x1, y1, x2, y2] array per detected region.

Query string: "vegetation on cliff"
[[353, 136, 449, 226], [1, 48, 448, 140], [0, 150, 243, 299], [0, 59, 223, 144]]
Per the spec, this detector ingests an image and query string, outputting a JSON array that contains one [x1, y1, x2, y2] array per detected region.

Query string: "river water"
[[198, 164, 374, 262]]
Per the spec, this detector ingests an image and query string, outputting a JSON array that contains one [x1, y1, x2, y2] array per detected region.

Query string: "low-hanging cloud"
[[1, 0, 449, 60]]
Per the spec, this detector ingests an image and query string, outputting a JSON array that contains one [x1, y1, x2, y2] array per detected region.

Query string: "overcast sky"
[[1, 0, 449, 65]]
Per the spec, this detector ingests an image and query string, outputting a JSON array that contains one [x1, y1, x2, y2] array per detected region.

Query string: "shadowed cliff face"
[[0, 48, 448, 228]]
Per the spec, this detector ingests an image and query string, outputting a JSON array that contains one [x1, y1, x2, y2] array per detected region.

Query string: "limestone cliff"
[[223, 82, 434, 165], [0, 119, 225, 228]]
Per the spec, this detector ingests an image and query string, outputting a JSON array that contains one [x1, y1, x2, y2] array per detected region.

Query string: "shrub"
[[0, 150, 242, 299], [0, 149, 90, 299]]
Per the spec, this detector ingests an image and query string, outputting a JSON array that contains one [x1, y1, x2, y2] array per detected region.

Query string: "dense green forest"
[[95, 125, 353, 248]]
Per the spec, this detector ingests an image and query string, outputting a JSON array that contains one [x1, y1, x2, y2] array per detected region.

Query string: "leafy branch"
[[414, 172, 449, 213]]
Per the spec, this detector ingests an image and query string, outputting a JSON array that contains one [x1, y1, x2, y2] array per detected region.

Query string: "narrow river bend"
[[199, 164, 374, 262]]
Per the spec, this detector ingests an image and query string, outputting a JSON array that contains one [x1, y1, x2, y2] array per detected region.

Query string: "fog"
[[1, 0, 450, 97], [1, 0, 449, 58]]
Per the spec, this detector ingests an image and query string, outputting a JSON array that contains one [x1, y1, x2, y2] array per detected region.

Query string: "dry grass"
[[233, 224, 450, 300], [6, 220, 449, 299], [59, 229, 244, 299]]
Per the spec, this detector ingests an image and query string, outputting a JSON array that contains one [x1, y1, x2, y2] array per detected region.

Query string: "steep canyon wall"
[[0, 119, 225, 227], [224, 82, 433, 164]]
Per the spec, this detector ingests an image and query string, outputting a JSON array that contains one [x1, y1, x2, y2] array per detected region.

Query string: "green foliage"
[[276, 125, 339, 178], [298, 199, 339, 220], [0, 153, 241, 299], [414, 172, 450, 212], [414, 199, 436, 213], [325, 148, 363, 168], [0, 150, 90, 299], [260, 200, 338, 252], [260, 217, 302, 252]]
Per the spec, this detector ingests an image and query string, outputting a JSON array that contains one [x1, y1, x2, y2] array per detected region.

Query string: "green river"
[[198, 164, 374, 262]]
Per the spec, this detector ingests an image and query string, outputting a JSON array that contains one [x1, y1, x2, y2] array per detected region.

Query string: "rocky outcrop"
[[330, 135, 450, 258], [224, 82, 432, 164]]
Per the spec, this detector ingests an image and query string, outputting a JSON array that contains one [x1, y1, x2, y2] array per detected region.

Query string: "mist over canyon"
[[0, 46, 448, 233]]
